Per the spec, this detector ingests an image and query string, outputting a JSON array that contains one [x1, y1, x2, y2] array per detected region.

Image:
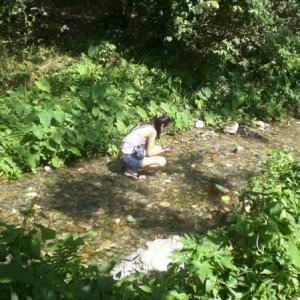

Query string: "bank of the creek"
[[1, 118, 299, 263]]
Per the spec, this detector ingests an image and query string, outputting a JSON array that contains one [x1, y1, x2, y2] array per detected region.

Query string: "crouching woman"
[[119, 115, 173, 179]]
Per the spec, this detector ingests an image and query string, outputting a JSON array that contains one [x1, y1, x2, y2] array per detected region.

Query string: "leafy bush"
[[0, 42, 192, 178]]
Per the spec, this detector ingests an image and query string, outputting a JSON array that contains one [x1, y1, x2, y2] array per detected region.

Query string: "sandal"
[[124, 171, 146, 180]]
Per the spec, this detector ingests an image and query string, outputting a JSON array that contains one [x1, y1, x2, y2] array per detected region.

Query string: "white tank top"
[[120, 124, 151, 154]]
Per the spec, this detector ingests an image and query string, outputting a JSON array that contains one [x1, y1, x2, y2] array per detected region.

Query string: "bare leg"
[[140, 156, 166, 169]]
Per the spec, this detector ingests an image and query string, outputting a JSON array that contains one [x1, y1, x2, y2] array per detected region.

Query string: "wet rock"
[[126, 215, 146, 223], [110, 236, 183, 280], [215, 184, 230, 194], [224, 121, 239, 134], [196, 131, 218, 140]]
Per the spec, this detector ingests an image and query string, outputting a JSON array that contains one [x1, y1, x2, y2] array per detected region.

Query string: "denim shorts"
[[120, 154, 143, 169]]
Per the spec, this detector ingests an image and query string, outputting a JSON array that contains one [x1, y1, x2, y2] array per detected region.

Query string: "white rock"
[[224, 163, 234, 168], [24, 192, 38, 199], [44, 166, 53, 172], [234, 146, 244, 153], [195, 120, 205, 128], [223, 121, 239, 134], [253, 120, 269, 130], [110, 236, 184, 280], [196, 131, 218, 139]]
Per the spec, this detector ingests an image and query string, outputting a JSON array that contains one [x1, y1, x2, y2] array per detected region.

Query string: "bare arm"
[[145, 127, 164, 157]]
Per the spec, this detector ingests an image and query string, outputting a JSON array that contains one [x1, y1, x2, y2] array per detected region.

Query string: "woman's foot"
[[124, 169, 146, 180]]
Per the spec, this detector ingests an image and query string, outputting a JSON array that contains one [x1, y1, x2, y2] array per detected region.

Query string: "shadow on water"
[[41, 148, 251, 241], [41, 171, 214, 237]]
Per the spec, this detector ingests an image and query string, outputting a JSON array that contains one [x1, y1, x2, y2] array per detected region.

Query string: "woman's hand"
[[163, 146, 175, 153]]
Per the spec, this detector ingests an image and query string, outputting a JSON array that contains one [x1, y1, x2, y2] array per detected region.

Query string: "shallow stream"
[[1, 119, 299, 263]]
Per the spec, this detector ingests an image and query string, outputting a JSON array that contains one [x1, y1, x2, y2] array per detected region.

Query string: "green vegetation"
[[0, 46, 191, 178], [1, 151, 299, 299]]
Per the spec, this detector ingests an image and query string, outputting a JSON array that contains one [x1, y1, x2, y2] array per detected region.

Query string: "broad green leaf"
[[232, 92, 245, 110], [269, 203, 282, 216], [53, 110, 65, 124], [92, 106, 100, 117], [148, 100, 158, 115], [11, 289, 19, 300], [218, 253, 235, 270], [136, 106, 147, 119], [196, 262, 212, 283], [121, 82, 135, 94], [51, 131, 63, 144], [115, 119, 127, 133], [88, 44, 99, 58], [203, 111, 215, 125], [260, 269, 273, 275], [285, 242, 300, 269], [38, 110, 53, 128], [15, 104, 25, 116], [139, 285, 153, 293], [197, 87, 212, 100], [77, 63, 88, 75], [40, 226, 56, 240], [69, 147, 81, 156], [161, 102, 171, 113], [51, 157, 63, 168], [35, 78, 51, 93], [32, 125, 45, 140]]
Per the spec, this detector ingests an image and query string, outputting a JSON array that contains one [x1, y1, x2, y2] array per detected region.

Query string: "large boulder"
[[110, 235, 183, 280]]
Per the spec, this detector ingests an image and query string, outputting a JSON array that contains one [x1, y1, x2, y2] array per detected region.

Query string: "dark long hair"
[[150, 115, 171, 139]]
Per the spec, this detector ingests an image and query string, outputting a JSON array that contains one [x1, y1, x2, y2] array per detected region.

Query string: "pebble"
[[195, 120, 205, 128], [159, 201, 170, 208], [113, 218, 121, 225], [44, 166, 53, 173], [224, 121, 239, 134], [24, 192, 38, 199], [253, 120, 269, 130], [215, 184, 230, 193], [234, 146, 244, 153]]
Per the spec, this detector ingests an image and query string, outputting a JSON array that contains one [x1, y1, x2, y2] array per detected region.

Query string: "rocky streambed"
[[0, 118, 299, 263]]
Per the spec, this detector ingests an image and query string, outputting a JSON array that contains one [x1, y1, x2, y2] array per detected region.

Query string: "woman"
[[119, 115, 173, 179]]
